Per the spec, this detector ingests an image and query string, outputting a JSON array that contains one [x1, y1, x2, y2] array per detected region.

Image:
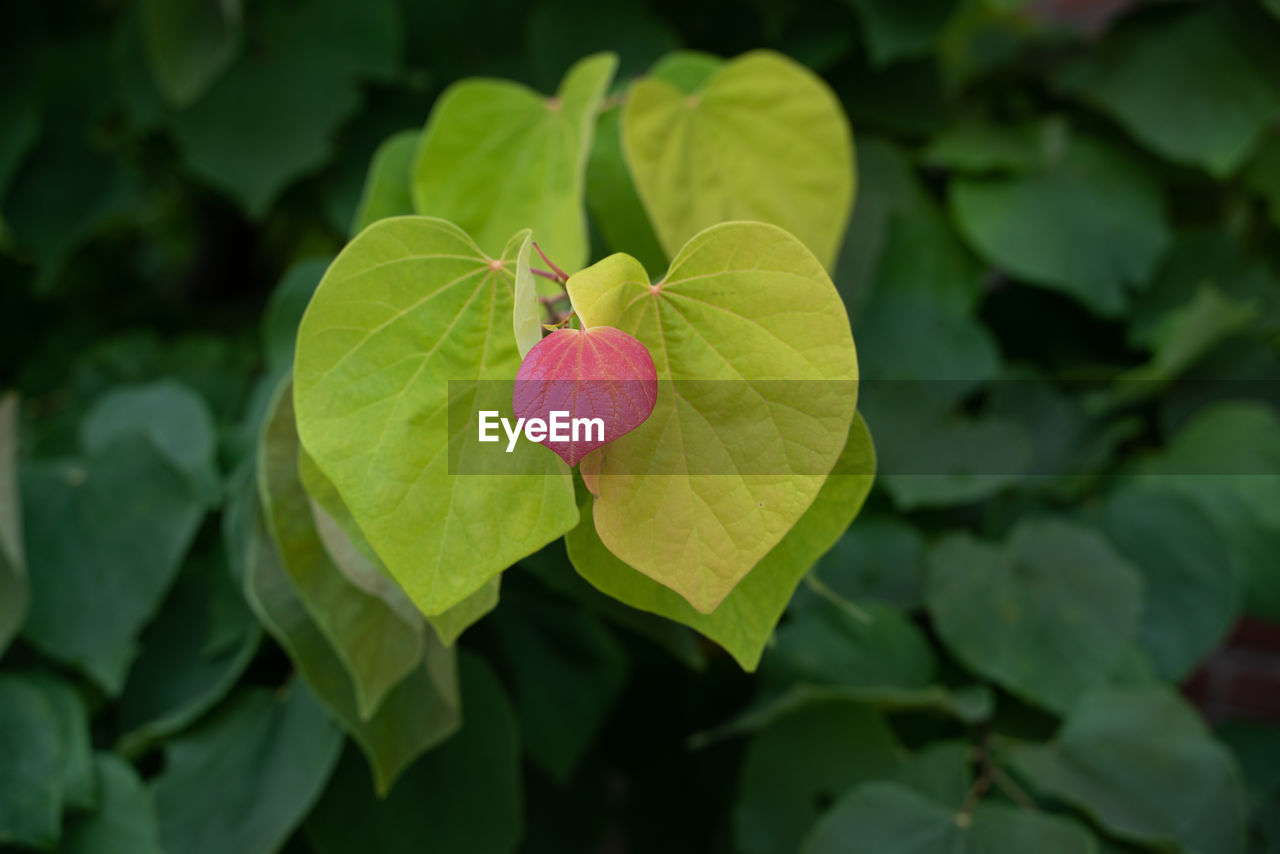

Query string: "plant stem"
[[532, 242, 569, 283]]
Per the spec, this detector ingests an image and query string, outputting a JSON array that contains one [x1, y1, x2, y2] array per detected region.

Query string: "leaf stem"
[[530, 267, 563, 284], [532, 242, 570, 283]]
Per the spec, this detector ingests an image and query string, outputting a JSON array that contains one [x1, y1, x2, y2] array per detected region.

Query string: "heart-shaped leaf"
[[566, 413, 875, 669], [293, 216, 579, 617], [565, 221, 859, 613], [513, 326, 658, 467], [412, 53, 617, 271], [623, 50, 854, 269], [259, 378, 427, 720]]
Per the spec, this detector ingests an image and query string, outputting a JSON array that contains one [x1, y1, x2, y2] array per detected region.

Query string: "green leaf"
[[833, 137, 929, 317], [21, 435, 204, 693], [863, 383, 1031, 510], [493, 592, 626, 782], [1059, 1, 1280, 176], [734, 700, 905, 854], [801, 781, 1098, 854], [1098, 486, 1242, 681], [761, 599, 936, 692], [171, 57, 360, 216], [411, 53, 617, 270], [1121, 284, 1258, 386], [1138, 402, 1280, 621], [81, 380, 221, 504], [297, 445, 501, 645], [293, 217, 579, 617], [0, 87, 39, 205], [152, 682, 343, 854], [0, 393, 27, 658], [63, 754, 162, 854], [260, 378, 427, 719], [585, 100, 668, 276], [623, 50, 854, 270], [1244, 135, 1280, 230], [510, 230, 541, 358], [170, 0, 399, 216], [694, 683, 993, 747], [921, 118, 1065, 174], [649, 50, 725, 93], [1008, 686, 1248, 854], [517, 542, 705, 669], [566, 221, 860, 612], [950, 133, 1170, 316], [350, 129, 419, 238], [140, 0, 242, 106], [246, 517, 461, 796], [887, 741, 974, 809], [261, 257, 331, 377], [812, 516, 925, 611], [566, 413, 874, 669], [116, 547, 261, 756], [926, 519, 1143, 712], [844, 0, 955, 67], [0, 674, 63, 848], [304, 653, 523, 854], [23, 671, 96, 810], [865, 208, 987, 319]]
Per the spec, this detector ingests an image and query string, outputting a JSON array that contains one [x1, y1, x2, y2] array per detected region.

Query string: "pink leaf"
[[513, 326, 658, 467]]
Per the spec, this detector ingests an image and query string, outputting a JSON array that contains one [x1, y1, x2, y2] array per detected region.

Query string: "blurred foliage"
[[3, 0, 1280, 853]]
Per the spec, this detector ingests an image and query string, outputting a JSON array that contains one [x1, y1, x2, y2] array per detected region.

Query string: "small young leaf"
[[513, 326, 658, 466], [412, 53, 617, 270], [510, 230, 542, 358], [623, 50, 854, 270], [566, 221, 859, 613], [293, 216, 579, 617]]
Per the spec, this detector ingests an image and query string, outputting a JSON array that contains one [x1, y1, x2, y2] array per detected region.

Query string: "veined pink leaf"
[[513, 326, 658, 467]]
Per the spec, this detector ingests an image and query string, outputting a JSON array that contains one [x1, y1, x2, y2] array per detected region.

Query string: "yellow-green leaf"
[[566, 414, 874, 669], [411, 53, 617, 271], [259, 379, 426, 719], [622, 50, 854, 270], [566, 221, 859, 613], [293, 217, 578, 616]]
